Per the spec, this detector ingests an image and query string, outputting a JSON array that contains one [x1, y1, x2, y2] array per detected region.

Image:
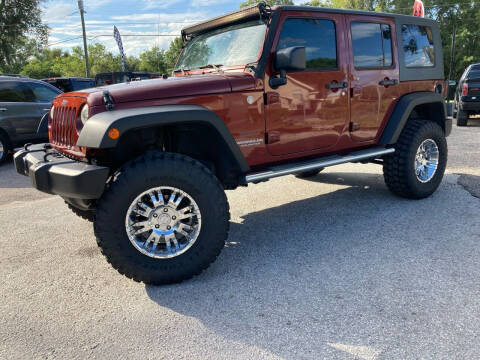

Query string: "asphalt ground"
[[1, 119, 480, 360]]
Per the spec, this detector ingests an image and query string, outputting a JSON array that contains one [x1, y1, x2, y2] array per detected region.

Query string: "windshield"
[[176, 20, 267, 70]]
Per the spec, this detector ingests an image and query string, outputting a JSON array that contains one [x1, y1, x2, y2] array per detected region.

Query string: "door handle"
[[0, 108, 7, 112], [326, 81, 348, 90], [379, 79, 398, 87]]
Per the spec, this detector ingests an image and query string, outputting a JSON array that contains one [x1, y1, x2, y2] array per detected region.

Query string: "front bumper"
[[14, 144, 109, 200]]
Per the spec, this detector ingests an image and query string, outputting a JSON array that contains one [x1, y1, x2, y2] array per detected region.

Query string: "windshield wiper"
[[198, 64, 224, 73], [173, 67, 190, 76]]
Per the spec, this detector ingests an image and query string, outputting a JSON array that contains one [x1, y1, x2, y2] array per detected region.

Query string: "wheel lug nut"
[[153, 214, 158, 218], [164, 208, 168, 212], [172, 216, 176, 220], [167, 226, 171, 230], [155, 225, 160, 229]]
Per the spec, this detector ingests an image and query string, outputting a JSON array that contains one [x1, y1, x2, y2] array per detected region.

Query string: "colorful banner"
[[113, 26, 126, 72], [413, 0, 425, 17]]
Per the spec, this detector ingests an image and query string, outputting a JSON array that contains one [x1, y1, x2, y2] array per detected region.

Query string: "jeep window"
[[0, 82, 34, 102], [176, 20, 267, 70], [277, 18, 337, 70], [27, 83, 60, 103], [351, 22, 393, 68], [401, 24, 434, 67]]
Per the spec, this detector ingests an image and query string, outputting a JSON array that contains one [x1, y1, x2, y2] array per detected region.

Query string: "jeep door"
[[265, 12, 349, 156], [346, 15, 399, 142]]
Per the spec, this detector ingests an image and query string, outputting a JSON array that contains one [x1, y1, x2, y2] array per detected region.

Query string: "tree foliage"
[[21, 37, 183, 79], [0, 0, 48, 74]]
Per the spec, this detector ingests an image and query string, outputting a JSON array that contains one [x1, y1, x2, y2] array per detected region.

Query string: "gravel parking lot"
[[1, 119, 480, 360]]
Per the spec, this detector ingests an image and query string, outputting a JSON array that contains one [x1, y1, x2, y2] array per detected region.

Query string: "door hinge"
[[350, 122, 361, 132], [265, 131, 280, 144]]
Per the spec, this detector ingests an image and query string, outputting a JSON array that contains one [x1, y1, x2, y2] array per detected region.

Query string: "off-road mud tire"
[[94, 152, 230, 285], [383, 120, 447, 199], [66, 202, 95, 222]]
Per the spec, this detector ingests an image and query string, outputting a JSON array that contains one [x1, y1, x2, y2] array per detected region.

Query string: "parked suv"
[[94, 72, 161, 86], [453, 63, 480, 126], [41, 77, 95, 93], [0, 77, 61, 163], [15, 4, 450, 284]]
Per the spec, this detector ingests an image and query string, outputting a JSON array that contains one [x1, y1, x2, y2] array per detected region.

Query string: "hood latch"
[[103, 90, 115, 111]]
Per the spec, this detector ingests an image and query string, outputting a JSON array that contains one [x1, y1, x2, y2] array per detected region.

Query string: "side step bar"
[[245, 147, 395, 183]]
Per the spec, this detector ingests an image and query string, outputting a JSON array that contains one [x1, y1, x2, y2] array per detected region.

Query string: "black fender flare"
[[379, 92, 449, 145], [76, 104, 250, 173]]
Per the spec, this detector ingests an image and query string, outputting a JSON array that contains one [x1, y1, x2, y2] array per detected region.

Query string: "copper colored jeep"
[[15, 3, 451, 284]]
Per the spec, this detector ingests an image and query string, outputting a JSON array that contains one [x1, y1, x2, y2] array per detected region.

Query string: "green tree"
[[164, 37, 183, 73], [139, 46, 167, 73], [240, 0, 294, 9], [0, 0, 48, 74], [21, 48, 66, 78]]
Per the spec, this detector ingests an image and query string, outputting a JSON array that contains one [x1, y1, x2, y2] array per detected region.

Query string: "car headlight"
[[80, 104, 89, 125], [50, 106, 55, 119]]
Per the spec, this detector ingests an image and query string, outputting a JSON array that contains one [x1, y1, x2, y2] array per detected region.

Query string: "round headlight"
[[80, 104, 89, 125], [50, 106, 55, 119]]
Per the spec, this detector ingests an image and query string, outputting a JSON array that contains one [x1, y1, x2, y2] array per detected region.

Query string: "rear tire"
[[383, 120, 447, 199], [94, 152, 230, 285], [0, 132, 11, 164], [457, 109, 468, 126], [295, 168, 324, 179]]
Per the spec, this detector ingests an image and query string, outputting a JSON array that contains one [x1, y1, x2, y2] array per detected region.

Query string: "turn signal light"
[[108, 128, 120, 140]]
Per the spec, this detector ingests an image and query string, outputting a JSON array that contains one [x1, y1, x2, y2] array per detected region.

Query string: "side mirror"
[[275, 46, 307, 71], [270, 46, 306, 89]]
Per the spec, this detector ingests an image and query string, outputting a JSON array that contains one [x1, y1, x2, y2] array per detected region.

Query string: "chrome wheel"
[[415, 139, 439, 183], [125, 187, 202, 259]]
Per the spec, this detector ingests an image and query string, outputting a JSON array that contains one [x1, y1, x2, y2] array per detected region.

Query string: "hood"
[[78, 72, 256, 107]]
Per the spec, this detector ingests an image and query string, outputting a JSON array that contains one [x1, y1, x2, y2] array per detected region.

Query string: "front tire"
[[94, 152, 230, 285], [65, 202, 95, 222], [0, 132, 11, 164], [383, 120, 447, 199]]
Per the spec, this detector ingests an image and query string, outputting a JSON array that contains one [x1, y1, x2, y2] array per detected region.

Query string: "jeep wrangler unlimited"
[[14, 3, 451, 285]]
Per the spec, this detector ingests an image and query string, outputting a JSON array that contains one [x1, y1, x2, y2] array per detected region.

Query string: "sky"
[[41, 0, 300, 57]]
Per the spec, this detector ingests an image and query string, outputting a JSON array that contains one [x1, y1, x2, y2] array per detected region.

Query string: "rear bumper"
[[14, 144, 109, 200], [459, 101, 480, 112]]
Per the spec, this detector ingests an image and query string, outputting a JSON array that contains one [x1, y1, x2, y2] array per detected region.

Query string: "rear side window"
[[27, 83, 59, 102], [467, 71, 480, 80], [277, 18, 337, 70], [0, 82, 34, 102], [401, 24, 435, 67], [351, 22, 393, 68]]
